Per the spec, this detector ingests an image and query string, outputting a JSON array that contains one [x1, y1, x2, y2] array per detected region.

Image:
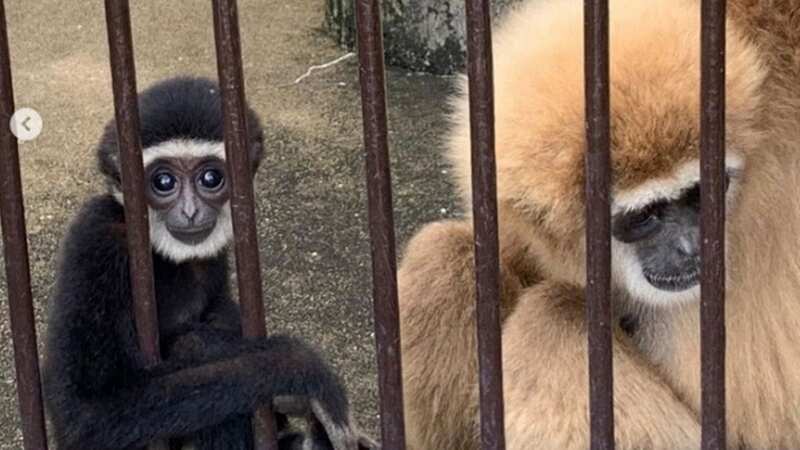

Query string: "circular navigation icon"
[[9, 107, 43, 142]]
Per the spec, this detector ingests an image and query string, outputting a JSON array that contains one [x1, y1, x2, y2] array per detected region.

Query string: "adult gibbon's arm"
[[502, 283, 700, 450], [43, 196, 349, 450], [398, 219, 535, 450], [399, 220, 700, 450]]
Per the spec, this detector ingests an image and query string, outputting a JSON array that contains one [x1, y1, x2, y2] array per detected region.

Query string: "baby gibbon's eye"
[[198, 168, 224, 191], [152, 171, 178, 195]]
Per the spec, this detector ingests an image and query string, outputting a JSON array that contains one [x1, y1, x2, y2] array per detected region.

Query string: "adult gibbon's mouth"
[[168, 224, 214, 244], [643, 268, 699, 292]]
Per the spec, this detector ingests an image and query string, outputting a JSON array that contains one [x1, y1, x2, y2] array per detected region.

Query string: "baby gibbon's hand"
[[273, 396, 380, 450]]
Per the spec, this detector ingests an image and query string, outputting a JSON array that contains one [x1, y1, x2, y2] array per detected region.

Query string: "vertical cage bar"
[[354, 1, 407, 448], [211, 0, 266, 339], [464, 1, 506, 449], [699, 0, 727, 448], [0, 2, 50, 449], [583, 1, 614, 449], [103, 2, 167, 449], [104, 0, 160, 367], [211, 1, 278, 449]]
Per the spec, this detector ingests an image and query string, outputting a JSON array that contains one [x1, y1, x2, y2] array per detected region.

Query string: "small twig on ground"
[[282, 52, 356, 87]]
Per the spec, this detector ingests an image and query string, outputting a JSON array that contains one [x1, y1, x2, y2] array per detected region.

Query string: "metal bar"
[[103, 2, 167, 450], [583, 1, 614, 449], [699, 0, 727, 448], [353, 1, 407, 448], [211, 2, 278, 449], [0, 2, 50, 449], [104, 0, 160, 366], [464, 1, 506, 449]]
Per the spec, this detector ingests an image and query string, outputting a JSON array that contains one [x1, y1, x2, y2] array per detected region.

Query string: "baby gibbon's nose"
[[181, 203, 199, 223]]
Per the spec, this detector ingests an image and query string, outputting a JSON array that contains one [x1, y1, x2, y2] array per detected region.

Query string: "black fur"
[[97, 76, 265, 190], [43, 77, 349, 450], [42, 196, 349, 450]]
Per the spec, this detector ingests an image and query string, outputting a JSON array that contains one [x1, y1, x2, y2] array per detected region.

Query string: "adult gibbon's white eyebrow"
[[611, 154, 743, 214]]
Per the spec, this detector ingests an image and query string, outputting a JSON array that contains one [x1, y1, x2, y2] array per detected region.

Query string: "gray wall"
[[326, 0, 523, 74]]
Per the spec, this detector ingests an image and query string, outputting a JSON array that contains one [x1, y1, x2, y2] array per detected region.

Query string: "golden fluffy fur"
[[398, 0, 800, 448]]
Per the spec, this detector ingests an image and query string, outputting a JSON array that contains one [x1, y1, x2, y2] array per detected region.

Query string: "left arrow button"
[[9, 107, 42, 142]]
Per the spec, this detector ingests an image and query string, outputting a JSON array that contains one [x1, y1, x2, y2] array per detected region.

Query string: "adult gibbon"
[[398, 0, 800, 448], [43, 76, 375, 450]]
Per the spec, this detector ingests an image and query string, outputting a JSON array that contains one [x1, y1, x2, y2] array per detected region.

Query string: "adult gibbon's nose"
[[676, 235, 698, 258]]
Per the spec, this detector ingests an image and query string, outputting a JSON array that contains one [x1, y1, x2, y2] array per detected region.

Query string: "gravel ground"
[[0, 1, 460, 447]]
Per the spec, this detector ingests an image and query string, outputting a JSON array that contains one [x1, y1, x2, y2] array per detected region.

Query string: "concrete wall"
[[326, 0, 523, 74]]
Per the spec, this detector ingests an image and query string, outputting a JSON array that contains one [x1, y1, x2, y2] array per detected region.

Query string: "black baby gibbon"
[[43, 77, 371, 450]]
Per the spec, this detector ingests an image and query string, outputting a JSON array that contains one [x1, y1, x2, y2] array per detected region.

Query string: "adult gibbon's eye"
[[686, 174, 731, 208], [613, 204, 663, 243], [199, 168, 224, 191], [628, 210, 658, 231], [685, 185, 700, 206], [152, 172, 177, 194]]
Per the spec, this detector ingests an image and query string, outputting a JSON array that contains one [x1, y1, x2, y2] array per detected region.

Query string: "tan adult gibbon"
[[398, 0, 800, 448]]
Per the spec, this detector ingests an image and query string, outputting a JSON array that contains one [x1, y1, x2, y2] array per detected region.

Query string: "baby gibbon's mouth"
[[643, 268, 699, 292], [168, 224, 214, 244]]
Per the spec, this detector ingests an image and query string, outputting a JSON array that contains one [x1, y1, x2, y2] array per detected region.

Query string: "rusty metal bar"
[[0, 2, 50, 449], [211, 0, 266, 339], [103, 2, 167, 450], [699, 0, 727, 448], [464, 1, 506, 449], [583, 1, 614, 449], [353, 1, 407, 448], [104, 0, 160, 368], [211, 1, 278, 449]]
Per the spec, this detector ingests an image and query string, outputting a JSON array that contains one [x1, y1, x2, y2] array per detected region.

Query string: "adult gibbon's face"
[[145, 157, 229, 245], [611, 164, 738, 305]]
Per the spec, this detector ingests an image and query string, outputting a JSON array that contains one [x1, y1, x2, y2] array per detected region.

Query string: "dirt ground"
[[0, 1, 460, 447]]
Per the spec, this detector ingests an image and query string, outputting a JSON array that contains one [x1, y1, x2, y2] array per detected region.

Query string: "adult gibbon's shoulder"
[[729, 0, 800, 112], [730, 0, 800, 55]]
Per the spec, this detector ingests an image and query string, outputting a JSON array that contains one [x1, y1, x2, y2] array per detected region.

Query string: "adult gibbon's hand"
[[273, 395, 380, 450]]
